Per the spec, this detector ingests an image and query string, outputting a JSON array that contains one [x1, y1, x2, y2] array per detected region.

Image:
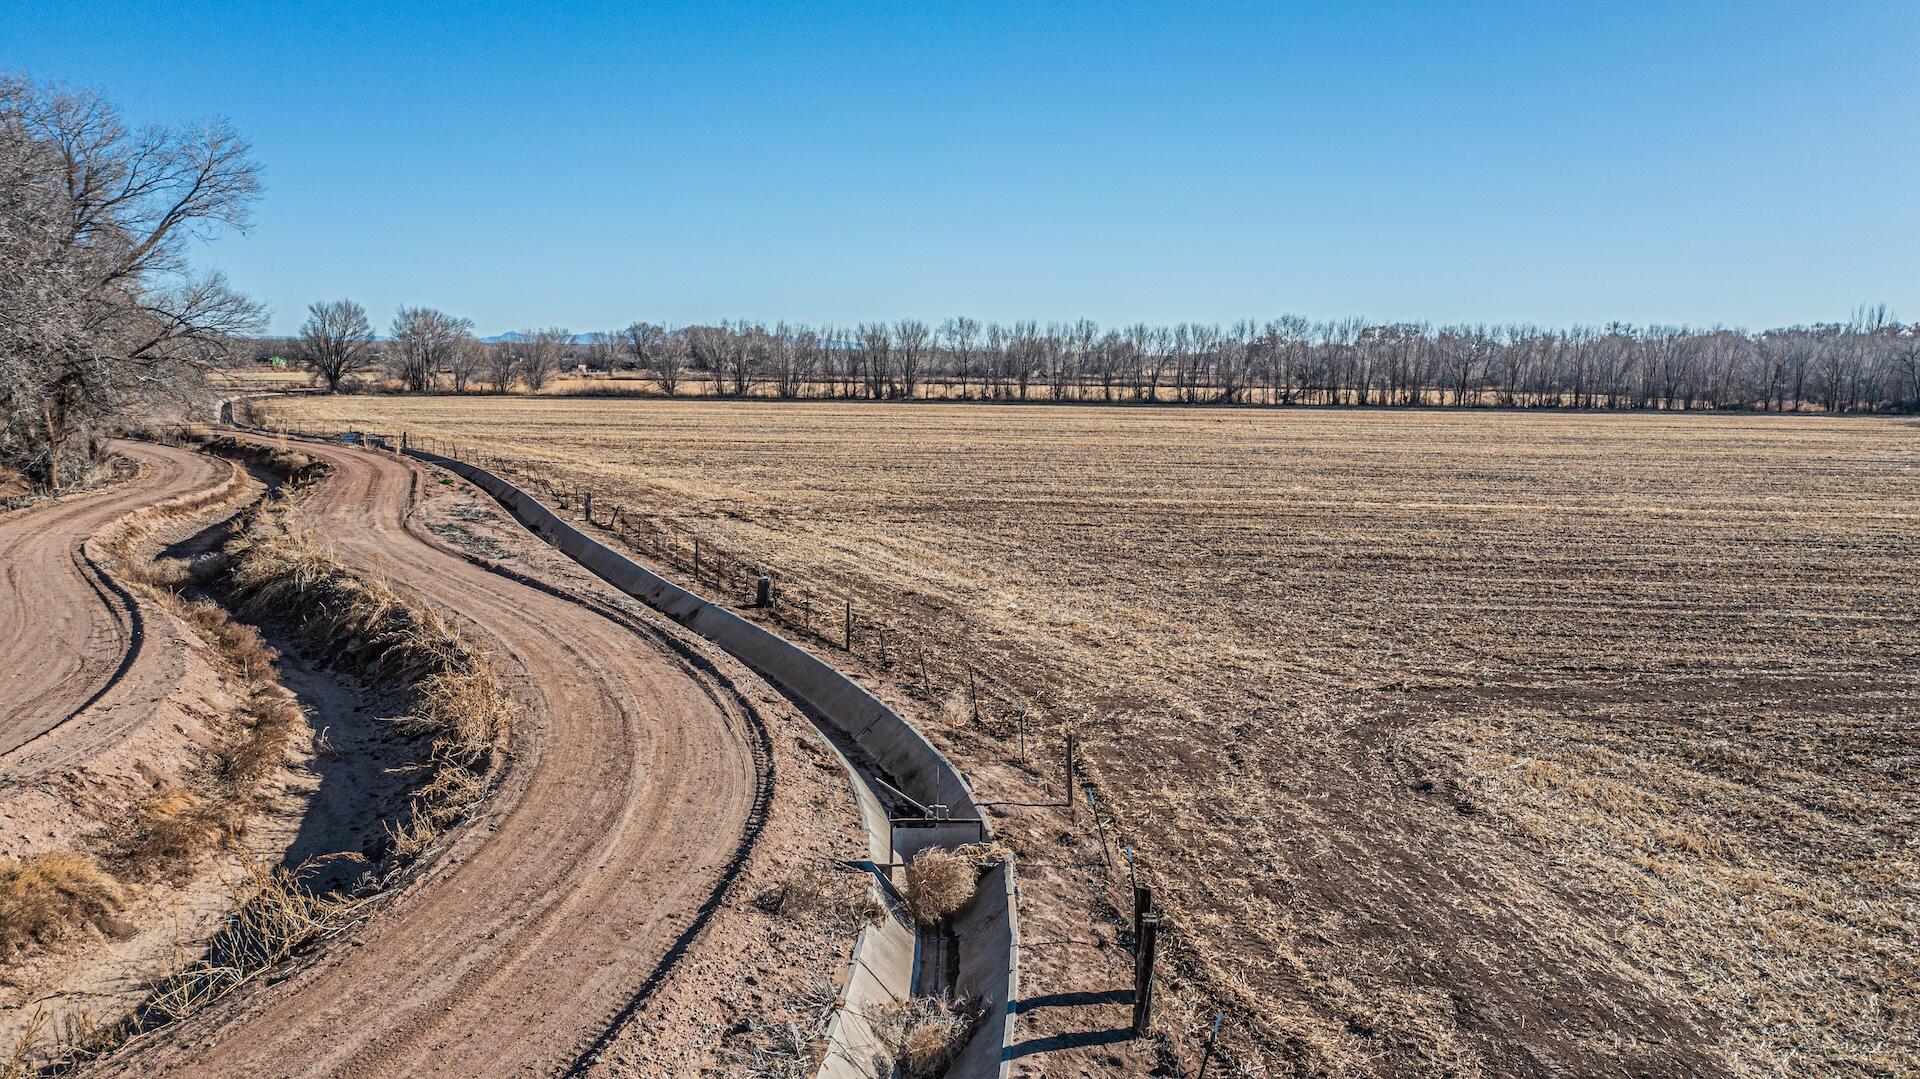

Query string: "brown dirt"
[[255, 397, 1920, 1078], [0, 441, 280, 1057], [88, 435, 862, 1076], [0, 441, 235, 757]]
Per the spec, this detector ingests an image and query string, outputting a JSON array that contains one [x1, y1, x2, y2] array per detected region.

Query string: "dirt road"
[[104, 437, 766, 1077], [0, 440, 232, 757]]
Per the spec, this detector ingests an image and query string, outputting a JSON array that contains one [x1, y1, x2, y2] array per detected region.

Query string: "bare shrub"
[[901, 843, 1007, 927], [723, 978, 839, 1079], [753, 864, 881, 929], [872, 993, 983, 1079], [21, 858, 367, 1074]]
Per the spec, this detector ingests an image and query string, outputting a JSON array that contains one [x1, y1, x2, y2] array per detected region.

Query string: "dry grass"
[[754, 863, 882, 930], [256, 397, 1920, 1077], [871, 993, 983, 1079], [901, 843, 1006, 928], [0, 853, 126, 957], [225, 510, 509, 858], [9, 858, 367, 1076], [721, 977, 841, 1079]]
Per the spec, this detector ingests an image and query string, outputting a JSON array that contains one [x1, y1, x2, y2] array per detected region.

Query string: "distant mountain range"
[[480, 331, 603, 345]]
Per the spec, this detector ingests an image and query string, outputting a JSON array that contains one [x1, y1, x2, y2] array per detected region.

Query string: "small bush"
[[902, 842, 1007, 927], [754, 864, 881, 928], [873, 993, 983, 1079]]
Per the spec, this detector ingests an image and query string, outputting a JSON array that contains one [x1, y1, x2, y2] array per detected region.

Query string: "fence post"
[[843, 598, 853, 651], [755, 575, 772, 608], [1196, 1011, 1223, 1079], [694, 538, 702, 577], [1133, 884, 1152, 954], [1132, 912, 1159, 1036], [583, 490, 593, 524], [1088, 788, 1114, 872], [1065, 733, 1078, 822]]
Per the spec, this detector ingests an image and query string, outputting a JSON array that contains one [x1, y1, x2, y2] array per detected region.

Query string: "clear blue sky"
[[8, 1, 1917, 336]]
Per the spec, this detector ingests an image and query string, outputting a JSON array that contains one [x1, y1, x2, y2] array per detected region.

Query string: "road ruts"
[[0, 441, 232, 756], [100, 435, 762, 1078]]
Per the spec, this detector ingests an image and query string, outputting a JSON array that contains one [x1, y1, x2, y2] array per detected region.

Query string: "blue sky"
[[7, 1, 1916, 335]]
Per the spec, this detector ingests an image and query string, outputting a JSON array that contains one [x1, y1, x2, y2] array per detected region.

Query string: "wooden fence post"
[[755, 575, 772, 608], [1017, 699, 1028, 762], [1132, 912, 1159, 1036], [1133, 884, 1152, 954], [583, 490, 593, 524], [843, 598, 853, 651]]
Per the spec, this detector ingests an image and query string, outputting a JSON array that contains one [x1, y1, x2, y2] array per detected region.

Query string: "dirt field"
[[256, 396, 1920, 1078]]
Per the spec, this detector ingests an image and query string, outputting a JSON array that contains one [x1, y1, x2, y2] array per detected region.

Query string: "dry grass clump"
[[0, 853, 126, 957], [722, 978, 840, 1079], [872, 992, 983, 1079], [753, 864, 883, 929], [226, 518, 510, 766], [225, 512, 509, 860], [116, 683, 307, 881], [15, 858, 367, 1075], [901, 843, 1006, 928]]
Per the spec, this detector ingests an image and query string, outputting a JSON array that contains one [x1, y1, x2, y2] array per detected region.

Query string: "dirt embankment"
[[0, 440, 275, 1059]]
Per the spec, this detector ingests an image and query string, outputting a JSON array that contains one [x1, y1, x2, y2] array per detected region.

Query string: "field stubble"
[[258, 396, 1920, 1078]]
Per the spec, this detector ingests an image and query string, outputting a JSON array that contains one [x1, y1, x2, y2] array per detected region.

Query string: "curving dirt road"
[[0, 440, 233, 757], [104, 436, 765, 1077]]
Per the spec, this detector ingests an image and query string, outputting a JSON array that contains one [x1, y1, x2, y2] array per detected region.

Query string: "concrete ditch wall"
[[402, 447, 1018, 1079]]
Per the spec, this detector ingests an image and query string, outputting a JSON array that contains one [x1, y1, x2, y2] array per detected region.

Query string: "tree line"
[[287, 306, 1920, 414]]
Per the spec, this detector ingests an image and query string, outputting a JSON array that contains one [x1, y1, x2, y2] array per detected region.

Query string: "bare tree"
[[581, 330, 618, 373], [519, 328, 569, 392], [447, 330, 484, 393], [484, 339, 519, 392], [893, 319, 931, 398], [0, 75, 264, 487], [386, 306, 472, 392], [939, 316, 981, 398], [298, 300, 375, 393]]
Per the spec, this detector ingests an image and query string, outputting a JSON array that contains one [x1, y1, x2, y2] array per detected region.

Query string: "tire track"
[[0, 441, 231, 758], [100, 436, 769, 1077]]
